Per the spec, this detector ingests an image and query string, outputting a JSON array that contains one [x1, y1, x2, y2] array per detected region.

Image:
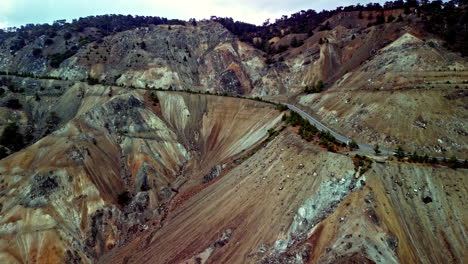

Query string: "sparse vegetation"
[[373, 144, 381, 155], [318, 131, 338, 152], [32, 48, 42, 57], [283, 111, 341, 151], [149, 92, 159, 105], [447, 156, 460, 169], [5, 98, 22, 109], [86, 76, 101, 85], [394, 145, 405, 160], [275, 104, 288, 111], [319, 21, 331, 31], [352, 154, 373, 174], [44, 38, 54, 46], [290, 37, 304, 48], [266, 127, 281, 142], [0, 146, 8, 159], [63, 32, 72, 40], [374, 13, 386, 25], [392, 146, 466, 169], [348, 140, 359, 150], [0, 122, 25, 152], [43, 112, 61, 136], [49, 48, 78, 68], [304, 80, 324, 93], [117, 191, 132, 206]]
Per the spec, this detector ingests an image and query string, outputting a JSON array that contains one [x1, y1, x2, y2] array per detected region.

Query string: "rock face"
[[0, 91, 282, 263], [0, 22, 265, 95]]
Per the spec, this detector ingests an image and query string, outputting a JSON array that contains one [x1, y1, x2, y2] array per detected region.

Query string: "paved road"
[[2, 73, 462, 161], [283, 103, 466, 162], [285, 103, 395, 156]]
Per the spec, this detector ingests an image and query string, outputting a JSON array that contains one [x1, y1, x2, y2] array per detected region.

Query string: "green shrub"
[[32, 48, 42, 57], [394, 146, 405, 160], [291, 37, 304, 48], [117, 191, 132, 206], [348, 140, 359, 149], [5, 98, 22, 109], [266, 128, 280, 141], [373, 144, 381, 155], [276, 104, 288, 111], [409, 151, 421, 162], [87, 76, 100, 85], [283, 111, 303, 126], [447, 156, 460, 169], [149, 92, 159, 105], [0, 146, 8, 159], [41, 112, 61, 136], [44, 38, 54, 46], [304, 80, 324, 93], [64, 32, 72, 40], [353, 154, 372, 174], [0, 122, 24, 152], [49, 48, 78, 68], [318, 131, 336, 144]]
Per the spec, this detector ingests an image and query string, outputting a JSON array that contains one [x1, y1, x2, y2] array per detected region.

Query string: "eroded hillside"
[[101, 129, 467, 264], [2, 9, 466, 158], [0, 91, 281, 263], [295, 30, 467, 157], [266, 11, 467, 157], [0, 22, 265, 95], [0, 5, 466, 264]]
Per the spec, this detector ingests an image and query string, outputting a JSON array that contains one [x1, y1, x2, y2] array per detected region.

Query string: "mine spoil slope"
[[295, 29, 467, 157], [1, 12, 467, 158], [0, 8, 466, 264], [0, 91, 281, 263], [102, 129, 467, 264]]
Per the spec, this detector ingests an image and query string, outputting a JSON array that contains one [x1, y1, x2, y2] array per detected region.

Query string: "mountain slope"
[[296, 31, 467, 157], [0, 6, 466, 264], [101, 129, 467, 264], [0, 91, 281, 263]]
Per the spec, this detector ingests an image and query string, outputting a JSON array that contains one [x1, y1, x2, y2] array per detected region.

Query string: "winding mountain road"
[[283, 103, 465, 162], [0, 70, 461, 161], [285, 103, 394, 156]]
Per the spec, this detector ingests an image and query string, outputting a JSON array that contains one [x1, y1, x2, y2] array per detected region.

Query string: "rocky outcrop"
[[0, 22, 266, 95]]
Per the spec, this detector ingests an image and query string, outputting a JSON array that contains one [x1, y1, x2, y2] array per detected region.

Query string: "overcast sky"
[[0, 0, 387, 29]]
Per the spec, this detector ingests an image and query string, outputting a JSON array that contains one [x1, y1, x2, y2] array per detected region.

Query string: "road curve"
[[281, 103, 466, 162], [285, 103, 395, 155]]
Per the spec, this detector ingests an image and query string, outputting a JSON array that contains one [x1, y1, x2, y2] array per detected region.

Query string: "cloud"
[[0, 0, 387, 28]]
